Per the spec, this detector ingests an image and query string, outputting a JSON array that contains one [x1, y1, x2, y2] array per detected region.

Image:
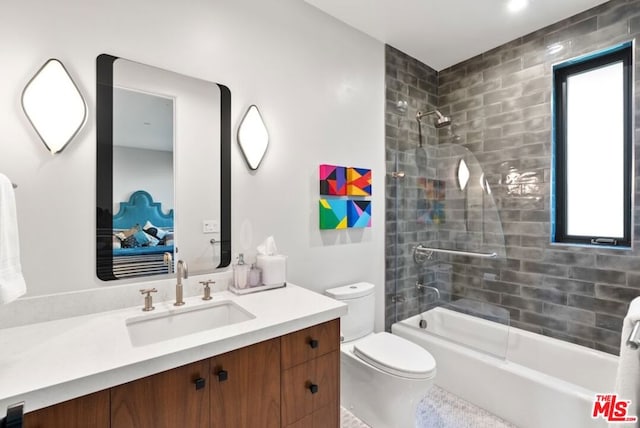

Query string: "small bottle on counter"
[[233, 253, 249, 289], [248, 263, 262, 287]]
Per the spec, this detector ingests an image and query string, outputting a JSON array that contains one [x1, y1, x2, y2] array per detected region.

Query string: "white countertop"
[[0, 283, 347, 413]]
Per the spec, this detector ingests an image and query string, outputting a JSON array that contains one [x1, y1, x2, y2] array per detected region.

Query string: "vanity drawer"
[[281, 319, 340, 369], [281, 351, 339, 427]]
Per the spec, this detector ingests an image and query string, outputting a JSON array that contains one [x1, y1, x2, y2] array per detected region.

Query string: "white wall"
[[113, 146, 173, 213], [0, 0, 386, 330]]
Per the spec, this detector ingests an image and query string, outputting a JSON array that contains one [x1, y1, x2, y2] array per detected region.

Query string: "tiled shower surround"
[[385, 0, 640, 355]]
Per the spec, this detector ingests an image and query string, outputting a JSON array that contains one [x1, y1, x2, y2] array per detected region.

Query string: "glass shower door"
[[390, 139, 511, 359]]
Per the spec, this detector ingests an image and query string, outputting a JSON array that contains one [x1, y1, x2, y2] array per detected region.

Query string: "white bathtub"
[[392, 306, 619, 428]]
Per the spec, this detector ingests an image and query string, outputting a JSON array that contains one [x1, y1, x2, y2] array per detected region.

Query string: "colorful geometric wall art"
[[417, 177, 446, 224], [347, 167, 372, 196], [319, 199, 347, 229], [319, 164, 372, 230], [347, 200, 371, 228], [319, 164, 347, 195]]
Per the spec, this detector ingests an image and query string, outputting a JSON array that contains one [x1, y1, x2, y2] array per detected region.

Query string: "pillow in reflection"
[[133, 230, 151, 246], [120, 235, 139, 248], [143, 231, 160, 246], [143, 220, 168, 239]]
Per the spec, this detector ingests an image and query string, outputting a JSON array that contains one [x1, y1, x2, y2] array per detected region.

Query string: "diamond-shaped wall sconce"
[[237, 105, 269, 170], [457, 158, 470, 191], [21, 59, 87, 154]]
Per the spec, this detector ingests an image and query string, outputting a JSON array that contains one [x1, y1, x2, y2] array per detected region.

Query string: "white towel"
[[0, 173, 26, 304], [613, 296, 640, 427]]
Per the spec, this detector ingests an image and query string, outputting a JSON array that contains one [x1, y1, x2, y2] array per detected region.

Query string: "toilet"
[[325, 282, 436, 428]]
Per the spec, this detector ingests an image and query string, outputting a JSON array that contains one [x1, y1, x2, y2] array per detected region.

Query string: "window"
[[552, 43, 633, 247]]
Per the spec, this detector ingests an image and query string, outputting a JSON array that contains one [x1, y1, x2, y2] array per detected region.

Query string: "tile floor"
[[340, 385, 518, 428]]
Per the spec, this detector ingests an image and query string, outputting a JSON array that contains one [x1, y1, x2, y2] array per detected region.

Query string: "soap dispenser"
[[233, 253, 249, 289], [248, 263, 262, 287]]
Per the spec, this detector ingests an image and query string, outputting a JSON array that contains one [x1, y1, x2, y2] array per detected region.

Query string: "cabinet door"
[[281, 351, 339, 427], [210, 337, 280, 428], [283, 404, 339, 428], [24, 390, 109, 428], [111, 359, 209, 428]]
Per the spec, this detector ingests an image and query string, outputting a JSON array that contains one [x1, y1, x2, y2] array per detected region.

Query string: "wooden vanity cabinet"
[[23, 390, 110, 428], [210, 337, 281, 428], [110, 359, 209, 428], [22, 319, 339, 428]]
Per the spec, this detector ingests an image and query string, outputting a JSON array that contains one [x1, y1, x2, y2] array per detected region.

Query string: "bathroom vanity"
[[0, 284, 345, 428]]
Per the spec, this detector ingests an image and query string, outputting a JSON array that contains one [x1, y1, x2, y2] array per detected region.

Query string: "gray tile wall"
[[385, 45, 441, 330], [385, 0, 640, 355]]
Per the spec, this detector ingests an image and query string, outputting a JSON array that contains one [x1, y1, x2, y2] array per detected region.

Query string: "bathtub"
[[392, 305, 619, 428]]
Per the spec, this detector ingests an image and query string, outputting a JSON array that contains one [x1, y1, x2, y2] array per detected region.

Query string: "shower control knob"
[[308, 339, 319, 349]]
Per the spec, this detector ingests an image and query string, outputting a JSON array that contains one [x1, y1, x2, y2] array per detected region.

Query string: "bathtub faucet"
[[416, 282, 441, 303]]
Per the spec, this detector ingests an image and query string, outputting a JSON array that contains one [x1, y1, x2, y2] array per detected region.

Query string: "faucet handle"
[[139, 288, 158, 312], [199, 280, 215, 301]]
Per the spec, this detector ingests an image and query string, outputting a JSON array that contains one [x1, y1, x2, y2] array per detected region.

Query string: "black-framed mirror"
[[97, 54, 231, 281]]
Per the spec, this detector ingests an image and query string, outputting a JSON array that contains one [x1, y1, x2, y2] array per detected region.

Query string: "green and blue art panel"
[[319, 199, 347, 229]]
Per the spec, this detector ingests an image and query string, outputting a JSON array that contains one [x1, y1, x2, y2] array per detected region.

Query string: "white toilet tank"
[[325, 282, 374, 342]]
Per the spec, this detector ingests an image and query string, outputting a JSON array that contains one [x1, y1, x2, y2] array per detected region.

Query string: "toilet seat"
[[353, 332, 436, 379]]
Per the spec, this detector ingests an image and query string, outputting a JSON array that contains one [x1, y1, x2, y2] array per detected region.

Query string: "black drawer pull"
[[309, 339, 319, 349], [194, 377, 206, 390], [309, 383, 319, 394], [217, 369, 228, 382], [5, 402, 24, 428]]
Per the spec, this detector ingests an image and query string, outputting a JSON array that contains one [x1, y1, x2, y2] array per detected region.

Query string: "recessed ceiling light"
[[507, 0, 529, 13]]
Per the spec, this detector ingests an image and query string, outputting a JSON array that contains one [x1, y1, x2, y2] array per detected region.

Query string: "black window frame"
[[552, 43, 633, 248]]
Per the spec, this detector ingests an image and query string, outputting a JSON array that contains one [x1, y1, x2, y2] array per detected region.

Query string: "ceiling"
[[303, 0, 611, 70]]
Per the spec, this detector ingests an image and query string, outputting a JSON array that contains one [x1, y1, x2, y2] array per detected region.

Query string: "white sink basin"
[[126, 300, 255, 347]]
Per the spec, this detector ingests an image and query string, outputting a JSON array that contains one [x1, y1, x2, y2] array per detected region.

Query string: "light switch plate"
[[202, 220, 219, 233]]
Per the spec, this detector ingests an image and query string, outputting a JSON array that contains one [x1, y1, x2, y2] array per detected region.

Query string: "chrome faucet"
[[174, 260, 188, 306], [416, 282, 441, 302]]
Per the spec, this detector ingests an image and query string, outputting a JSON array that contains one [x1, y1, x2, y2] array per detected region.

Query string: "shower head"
[[416, 110, 452, 128]]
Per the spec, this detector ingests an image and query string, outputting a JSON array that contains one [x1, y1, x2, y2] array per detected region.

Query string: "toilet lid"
[[353, 332, 436, 379]]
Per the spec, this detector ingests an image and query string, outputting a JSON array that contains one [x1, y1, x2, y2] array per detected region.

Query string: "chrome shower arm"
[[416, 110, 443, 121]]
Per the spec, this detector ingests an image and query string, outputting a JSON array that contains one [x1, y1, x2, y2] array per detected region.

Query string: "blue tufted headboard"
[[113, 190, 173, 230]]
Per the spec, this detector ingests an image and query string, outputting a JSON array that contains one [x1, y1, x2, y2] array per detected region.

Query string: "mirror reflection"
[[112, 88, 175, 278], [97, 54, 231, 281]]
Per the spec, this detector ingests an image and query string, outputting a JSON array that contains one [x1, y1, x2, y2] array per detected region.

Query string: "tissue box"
[[256, 255, 287, 286]]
